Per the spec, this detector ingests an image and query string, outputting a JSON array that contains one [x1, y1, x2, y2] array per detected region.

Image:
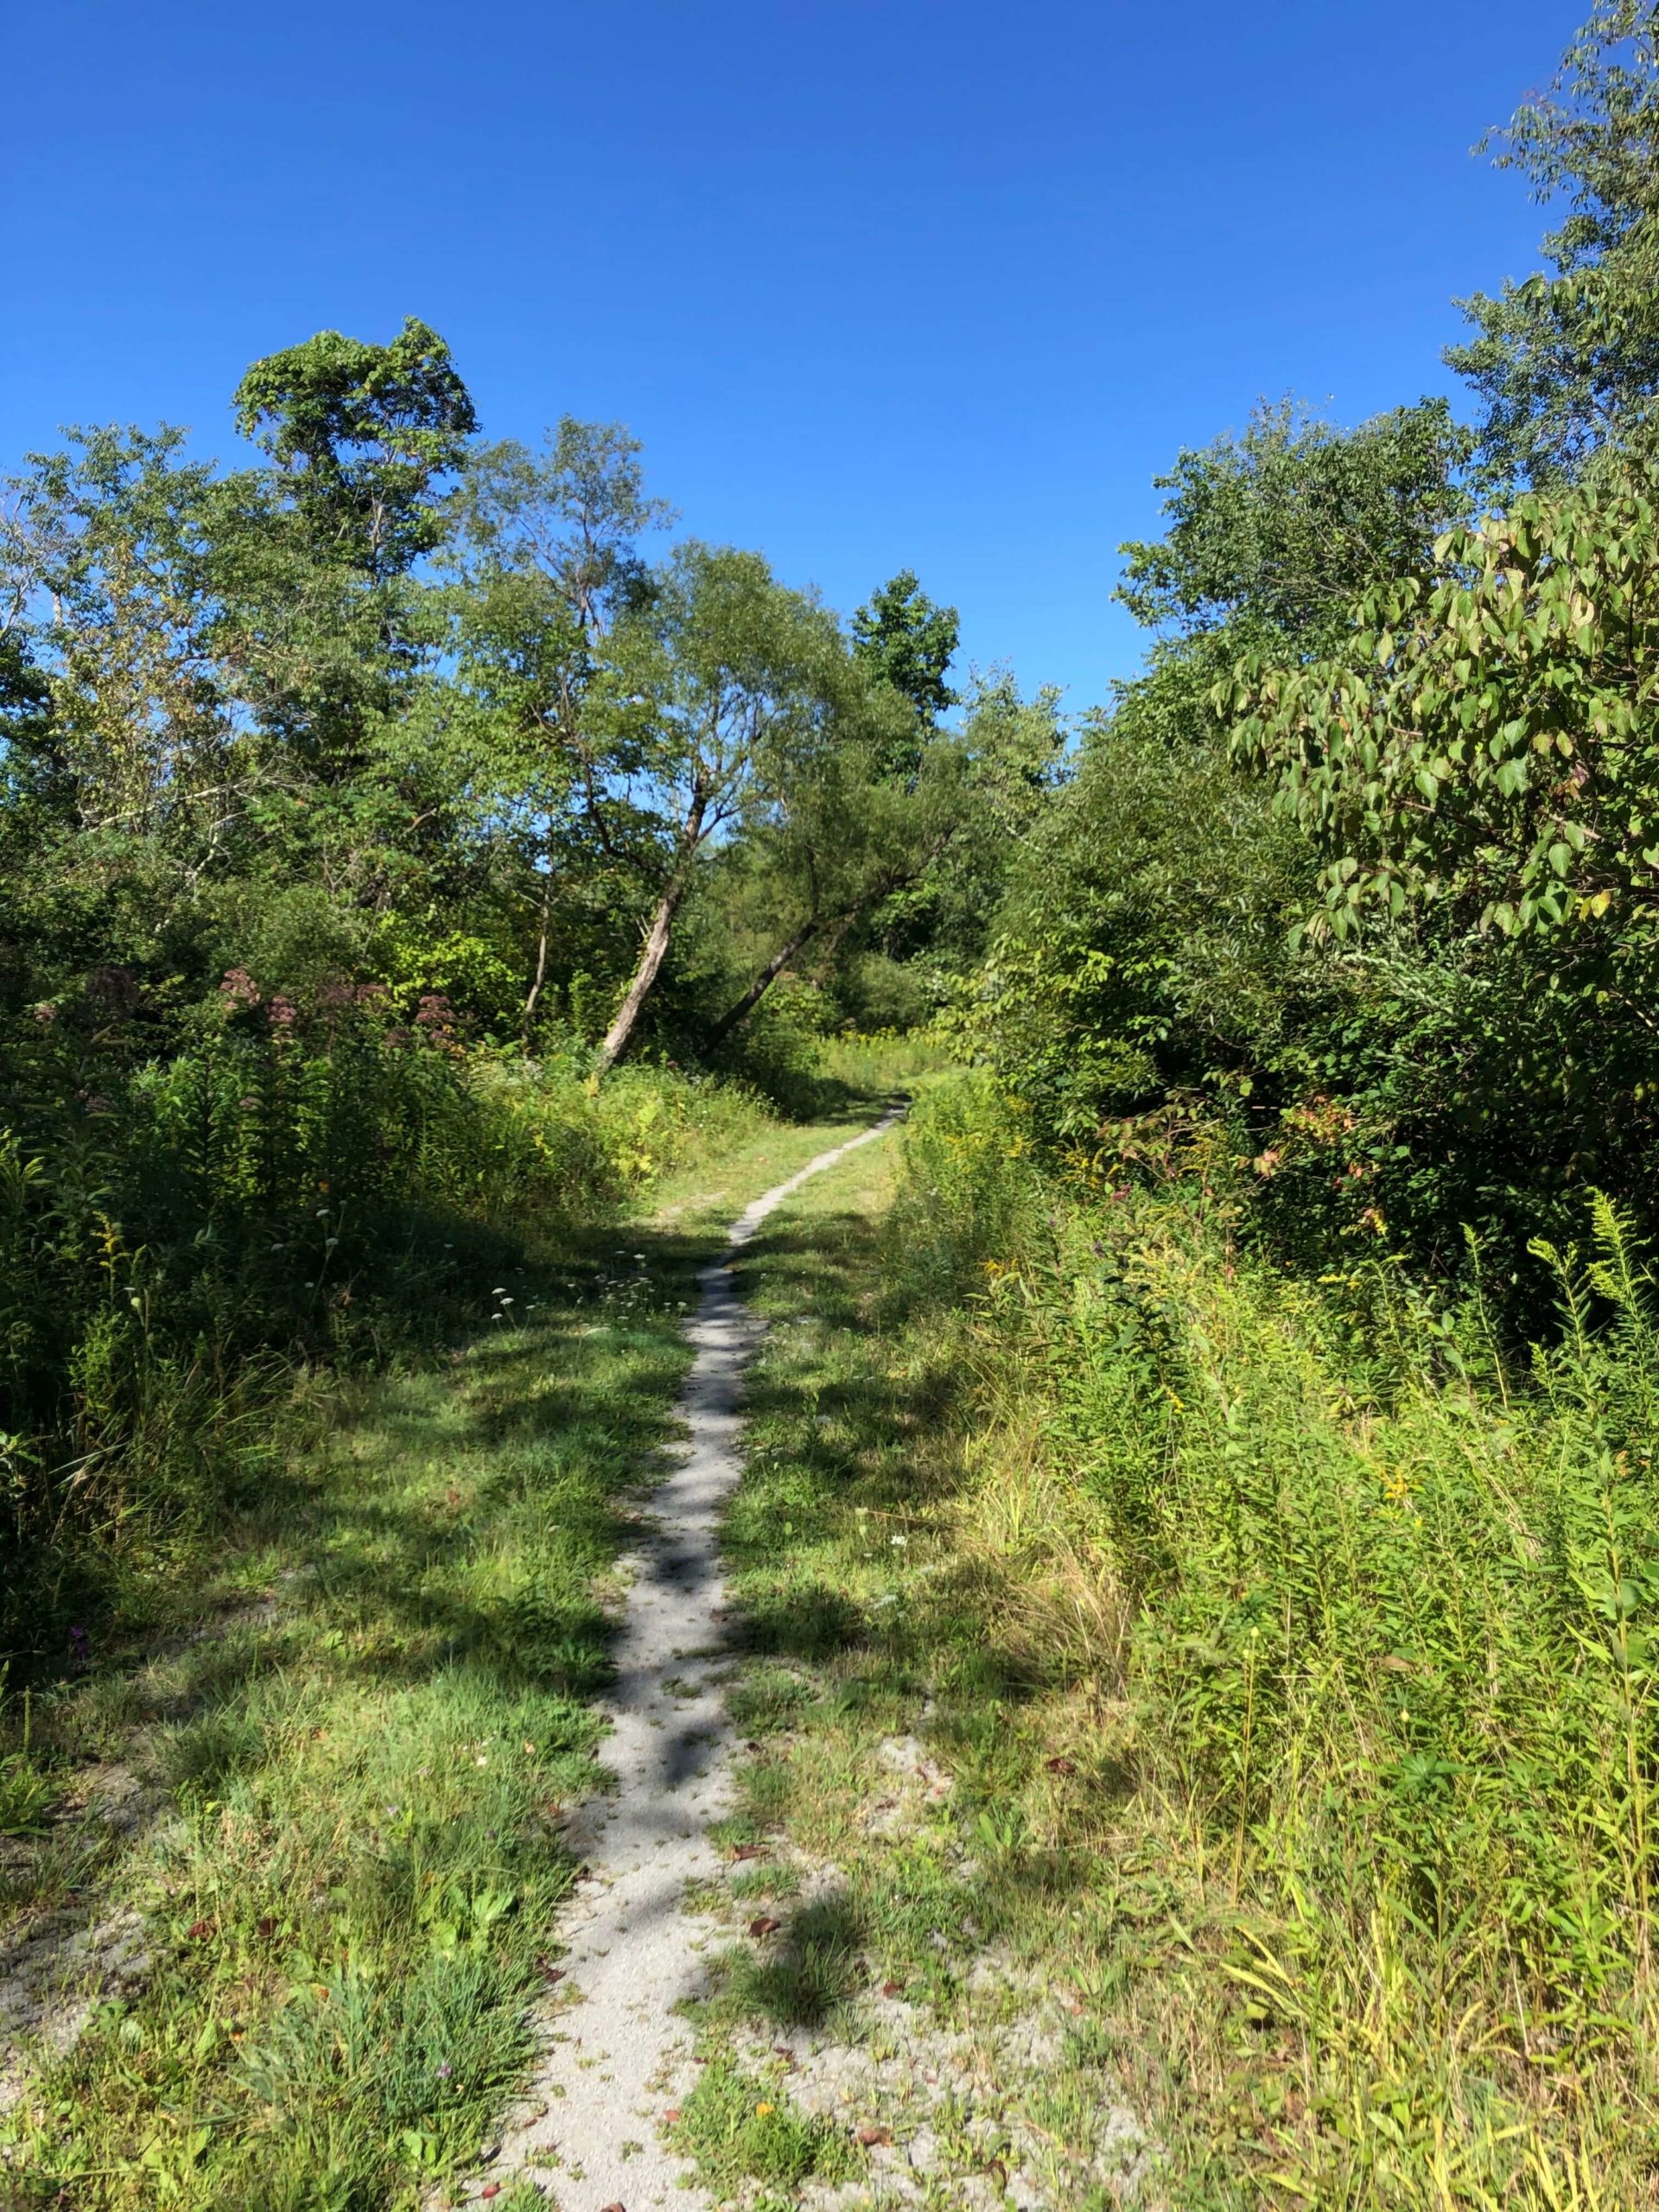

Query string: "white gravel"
[[494, 1118, 899, 2212]]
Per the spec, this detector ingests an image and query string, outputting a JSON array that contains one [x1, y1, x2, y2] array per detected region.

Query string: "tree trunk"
[[594, 881, 684, 1073], [520, 855, 556, 1050], [698, 916, 821, 1059]]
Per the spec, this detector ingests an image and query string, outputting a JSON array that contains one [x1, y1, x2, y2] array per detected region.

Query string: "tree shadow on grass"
[[721, 1886, 869, 2031], [2, 1213, 726, 1980], [719, 1197, 1138, 1964]]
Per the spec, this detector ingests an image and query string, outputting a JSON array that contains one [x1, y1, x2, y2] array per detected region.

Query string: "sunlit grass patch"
[[0, 1278, 667, 2208], [0, 1097, 899, 2209], [698, 1084, 1659, 2207], [674, 2050, 855, 2196]]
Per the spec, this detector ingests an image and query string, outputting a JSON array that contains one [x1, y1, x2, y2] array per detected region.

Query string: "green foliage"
[[852, 665, 1069, 1005], [849, 566, 958, 779], [1116, 396, 1470, 654], [967, 678, 1306, 1139], [232, 316, 477, 576], [1451, 2, 1659, 492], [1227, 467, 1659, 943], [6, 426, 236, 858], [976, 677, 1659, 1281], [596, 541, 847, 849]]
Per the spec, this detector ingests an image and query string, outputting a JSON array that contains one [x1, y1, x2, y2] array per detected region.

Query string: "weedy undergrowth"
[[892, 1078, 1659, 2205], [702, 1078, 1659, 2210]]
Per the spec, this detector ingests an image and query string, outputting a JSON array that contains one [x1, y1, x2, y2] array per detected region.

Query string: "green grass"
[[688, 1081, 1659, 2211], [0, 1094, 896, 2211], [673, 2051, 854, 2197], [680, 1138, 1154, 2209], [29, 1052, 1643, 2211]]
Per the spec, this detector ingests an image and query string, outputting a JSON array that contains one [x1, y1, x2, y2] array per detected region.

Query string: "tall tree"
[[1116, 397, 1470, 660], [4, 427, 235, 861], [585, 543, 844, 1071], [851, 569, 958, 720], [696, 671, 928, 1057], [1449, 2, 1659, 492], [443, 420, 672, 1039], [211, 319, 476, 782], [232, 317, 476, 578], [851, 569, 958, 783]]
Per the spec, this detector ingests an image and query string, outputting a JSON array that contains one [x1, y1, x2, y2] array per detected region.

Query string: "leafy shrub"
[[976, 705, 1659, 1292]]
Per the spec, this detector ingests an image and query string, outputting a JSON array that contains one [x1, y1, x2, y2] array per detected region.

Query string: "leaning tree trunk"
[[594, 881, 685, 1073], [698, 916, 822, 1060], [519, 854, 556, 1050]]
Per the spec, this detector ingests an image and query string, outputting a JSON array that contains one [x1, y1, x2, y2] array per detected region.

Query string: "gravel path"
[[496, 1117, 899, 2212]]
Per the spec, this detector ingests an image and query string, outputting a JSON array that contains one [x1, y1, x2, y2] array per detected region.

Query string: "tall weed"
[[891, 1077, 1659, 2202]]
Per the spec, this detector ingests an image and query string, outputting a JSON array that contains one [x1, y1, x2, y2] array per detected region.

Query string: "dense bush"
[[969, 696, 1659, 1294]]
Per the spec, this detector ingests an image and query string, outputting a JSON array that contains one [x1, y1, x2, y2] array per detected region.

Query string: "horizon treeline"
[[0, 321, 1062, 1079], [9, 0, 1659, 1667]]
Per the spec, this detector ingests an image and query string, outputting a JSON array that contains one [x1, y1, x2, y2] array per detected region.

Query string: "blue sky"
[[6, 0, 1578, 714]]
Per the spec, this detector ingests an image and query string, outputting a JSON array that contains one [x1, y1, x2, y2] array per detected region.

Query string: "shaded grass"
[[0, 1097, 898, 2210], [0, 1045, 785, 1684]]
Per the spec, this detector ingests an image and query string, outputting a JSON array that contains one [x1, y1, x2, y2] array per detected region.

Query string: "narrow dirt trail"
[[496, 1116, 899, 2212]]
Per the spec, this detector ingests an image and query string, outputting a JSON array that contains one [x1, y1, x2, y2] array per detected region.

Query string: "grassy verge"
[[676, 1131, 1149, 2212], [683, 1080, 1659, 2212], [1, 1046, 784, 1682], [0, 1091, 898, 2212]]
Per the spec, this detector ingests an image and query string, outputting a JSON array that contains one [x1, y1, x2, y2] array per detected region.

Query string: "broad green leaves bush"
[[1227, 471, 1659, 942]]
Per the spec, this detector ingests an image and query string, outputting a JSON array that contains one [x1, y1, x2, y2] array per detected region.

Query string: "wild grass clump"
[[675, 2051, 853, 2197], [883, 1077, 1659, 2205]]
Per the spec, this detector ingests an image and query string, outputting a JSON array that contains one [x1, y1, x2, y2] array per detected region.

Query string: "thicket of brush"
[[887, 1077, 1659, 2203]]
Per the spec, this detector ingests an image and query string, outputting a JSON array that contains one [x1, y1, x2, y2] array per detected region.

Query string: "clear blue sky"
[[5, 0, 1578, 714]]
